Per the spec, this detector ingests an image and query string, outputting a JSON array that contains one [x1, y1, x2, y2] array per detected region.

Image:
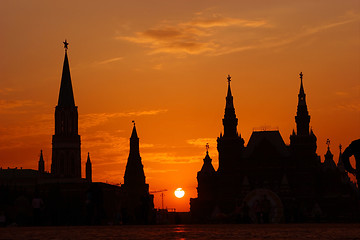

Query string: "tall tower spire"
[[58, 39, 75, 107], [290, 72, 318, 165], [223, 75, 238, 138], [295, 72, 310, 136], [124, 121, 146, 190], [38, 150, 45, 173], [51, 40, 81, 178], [217, 75, 244, 172]]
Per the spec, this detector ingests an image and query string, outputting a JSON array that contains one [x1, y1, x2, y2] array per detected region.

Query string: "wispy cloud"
[[187, 138, 217, 149], [335, 103, 360, 112], [80, 109, 168, 129], [117, 13, 268, 56], [142, 152, 202, 164], [117, 10, 359, 57], [185, 16, 267, 28], [0, 88, 16, 94], [96, 57, 123, 65], [0, 99, 42, 113]]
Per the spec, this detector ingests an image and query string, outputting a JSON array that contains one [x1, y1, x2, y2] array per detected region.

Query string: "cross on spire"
[[326, 139, 330, 149], [299, 72, 303, 81], [63, 39, 69, 50]]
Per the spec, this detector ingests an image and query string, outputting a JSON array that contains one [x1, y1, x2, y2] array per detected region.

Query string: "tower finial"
[[132, 120, 135, 126], [206, 143, 209, 153], [63, 39, 69, 51], [227, 75, 231, 84], [326, 139, 330, 150], [299, 72, 303, 81], [339, 144, 342, 153]]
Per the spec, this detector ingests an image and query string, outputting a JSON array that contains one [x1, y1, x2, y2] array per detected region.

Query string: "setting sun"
[[174, 188, 185, 198]]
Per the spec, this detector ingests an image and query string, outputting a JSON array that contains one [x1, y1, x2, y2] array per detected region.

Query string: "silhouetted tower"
[[296, 72, 310, 136], [197, 143, 216, 200], [51, 40, 81, 178], [217, 75, 244, 172], [38, 150, 45, 173], [290, 72, 318, 163], [86, 152, 92, 183], [323, 139, 336, 170], [123, 121, 148, 194]]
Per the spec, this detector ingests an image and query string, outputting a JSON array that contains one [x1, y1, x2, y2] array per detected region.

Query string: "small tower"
[[86, 152, 92, 183], [199, 143, 216, 175], [123, 121, 148, 194], [51, 40, 81, 178], [197, 144, 216, 200], [217, 75, 244, 172], [290, 72, 318, 163], [323, 139, 336, 170], [38, 150, 45, 173], [121, 121, 153, 224]]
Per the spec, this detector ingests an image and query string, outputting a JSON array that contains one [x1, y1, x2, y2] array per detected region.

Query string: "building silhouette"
[[0, 41, 153, 225], [51, 41, 81, 178], [190, 74, 359, 223], [121, 122, 154, 224]]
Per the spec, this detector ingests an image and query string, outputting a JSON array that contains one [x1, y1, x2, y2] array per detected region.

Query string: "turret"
[[197, 144, 216, 200], [123, 121, 147, 191], [38, 150, 45, 173], [323, 139, 336, 170], [86, 152, 92, 183]]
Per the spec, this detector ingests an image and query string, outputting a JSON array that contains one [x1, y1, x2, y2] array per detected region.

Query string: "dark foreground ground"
[[0, 224, 360, 240]]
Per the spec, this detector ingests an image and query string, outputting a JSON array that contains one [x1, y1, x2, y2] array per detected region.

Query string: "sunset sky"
[[1, 0, 359, 212]]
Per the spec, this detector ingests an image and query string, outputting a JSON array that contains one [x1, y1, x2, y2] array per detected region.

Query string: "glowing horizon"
[[1, 0, 359, 212]]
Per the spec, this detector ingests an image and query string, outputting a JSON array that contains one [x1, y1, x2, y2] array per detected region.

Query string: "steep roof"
[[57, 51, 75, 107]]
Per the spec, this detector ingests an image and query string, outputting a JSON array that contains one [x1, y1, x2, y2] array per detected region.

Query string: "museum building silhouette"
[[190, 74, 359, 223], [0, 43, 154, 225]]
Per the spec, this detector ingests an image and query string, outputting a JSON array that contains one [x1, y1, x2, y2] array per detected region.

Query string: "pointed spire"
[[226, 74, 234, 109], [295, 72, 310, 136], [86, 152, 92, 183], [87, 152, 91, 163], [222, 75, 238, 138], [131, 120, 138, 139], [38, 149, 45, 173], [299, 72, 305, 96], [57, 40, 75, 107], [124, 122, 146, 188]]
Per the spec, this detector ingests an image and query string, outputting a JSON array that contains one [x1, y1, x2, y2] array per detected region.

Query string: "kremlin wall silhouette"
[[0, 41, 359, 225]]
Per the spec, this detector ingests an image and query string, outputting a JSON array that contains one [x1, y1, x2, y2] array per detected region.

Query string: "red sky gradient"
[[1, 0, 359, 212]]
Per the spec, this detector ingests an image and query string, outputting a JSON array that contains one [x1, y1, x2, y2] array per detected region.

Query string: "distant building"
[[190, 74, 359, 223], [120, 122, 154, 224], [0, 41, 153, 225]]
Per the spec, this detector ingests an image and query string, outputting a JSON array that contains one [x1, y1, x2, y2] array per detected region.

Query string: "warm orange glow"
[[174, 188, 185, 198], [0, 1, 359, 212]]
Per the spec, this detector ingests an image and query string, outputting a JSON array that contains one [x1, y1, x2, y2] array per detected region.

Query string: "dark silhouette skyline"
[[191, 74, 359, 223]]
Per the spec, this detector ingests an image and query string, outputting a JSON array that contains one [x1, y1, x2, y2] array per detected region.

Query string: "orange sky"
[[1, 0, 359, 212]]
